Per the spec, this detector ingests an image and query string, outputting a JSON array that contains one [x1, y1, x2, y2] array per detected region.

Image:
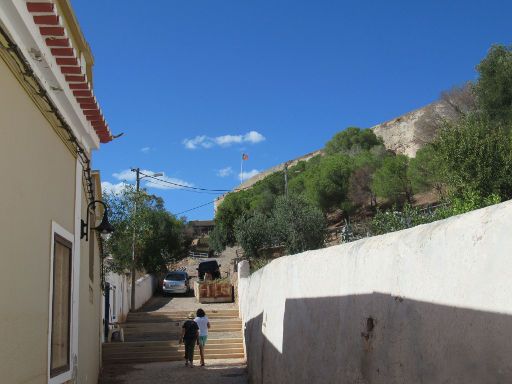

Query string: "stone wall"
[[238, 200, 512, 384], [371, 100, 458, 157]]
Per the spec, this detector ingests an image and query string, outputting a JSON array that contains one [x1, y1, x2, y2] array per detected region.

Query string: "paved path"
[[100, 247, 247, 384], [99, 359, 247, 384]]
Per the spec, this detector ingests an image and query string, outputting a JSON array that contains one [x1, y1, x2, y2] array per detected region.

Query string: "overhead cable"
[[139, 171, 231, 192], [174, 200, 215, 216]]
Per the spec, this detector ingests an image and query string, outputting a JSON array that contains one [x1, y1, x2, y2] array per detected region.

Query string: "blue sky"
[[73, 0, 512, 220]]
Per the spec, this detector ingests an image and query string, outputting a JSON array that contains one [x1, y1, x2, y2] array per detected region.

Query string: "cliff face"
[[371, 100, 459, 157]]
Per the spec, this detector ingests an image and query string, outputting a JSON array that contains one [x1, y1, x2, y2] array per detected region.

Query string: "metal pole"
[[130, 168, 140, 311], [284, 163, 288, 197], [240, 156, 243, 184], [104, 282, 110, 340]]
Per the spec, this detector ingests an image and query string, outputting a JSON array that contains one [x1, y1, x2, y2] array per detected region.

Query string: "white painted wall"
[[133, 274, 158, 310], [102, 273, 157, 339], [239, 200, 512, 384]]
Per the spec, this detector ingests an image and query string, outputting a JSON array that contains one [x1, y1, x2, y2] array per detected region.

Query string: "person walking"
[[180, 312, 199, 367], [194, 308, 210, 366]]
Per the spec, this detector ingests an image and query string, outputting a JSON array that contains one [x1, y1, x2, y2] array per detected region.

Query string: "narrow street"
[[99, 251, 247, 384]]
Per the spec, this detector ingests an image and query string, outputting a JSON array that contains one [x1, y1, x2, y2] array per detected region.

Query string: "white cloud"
[[112, 169, 136, 182], [101, 181, 127, 195], [183, 130, 266, 150], [144, 175, 193, 190], [217, 166, 233, 177], [214, 134, 243, 146], [112, 169, 194, 190], [183, 135, 211, 150], [140, 147, 151, 153], [243, 131, 265, 144], [239, 169, 260, 180]]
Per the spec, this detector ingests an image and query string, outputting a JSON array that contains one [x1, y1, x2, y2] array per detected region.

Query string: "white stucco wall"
[[134, 274, 157, 310], [239, 200, 512, 384], [102, 273, 157, 335]]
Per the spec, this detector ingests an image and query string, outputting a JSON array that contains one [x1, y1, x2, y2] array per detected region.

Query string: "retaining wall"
[[238, 200, 512, 384], [102, 273, 157, 336]]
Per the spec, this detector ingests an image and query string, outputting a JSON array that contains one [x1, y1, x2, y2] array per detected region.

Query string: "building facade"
[[0, 1, 113, 383]]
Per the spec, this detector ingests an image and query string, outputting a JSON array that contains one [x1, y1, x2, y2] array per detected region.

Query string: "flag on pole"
[[242, 153, 249, 161]]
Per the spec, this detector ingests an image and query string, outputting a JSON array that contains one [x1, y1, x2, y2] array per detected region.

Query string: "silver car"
[[162, 271, 190, 295]]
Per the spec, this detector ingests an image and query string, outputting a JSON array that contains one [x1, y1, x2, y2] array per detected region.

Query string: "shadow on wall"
[[245, 293, 512, 384]]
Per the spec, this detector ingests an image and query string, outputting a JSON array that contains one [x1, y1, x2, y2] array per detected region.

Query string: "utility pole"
[[130, 167, 140, 311], [284, 163, 289, 197], [129, 168, 162, 311]]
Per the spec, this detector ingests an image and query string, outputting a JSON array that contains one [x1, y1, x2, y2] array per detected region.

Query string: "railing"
[[188, 251, 209, 258]]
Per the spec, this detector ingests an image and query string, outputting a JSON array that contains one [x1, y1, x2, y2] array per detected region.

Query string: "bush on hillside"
[[432, 114, 512, 200], [270, 195, 326, 254], [234, 212, 273, 258], [408, 145, 443, 196], [325, 127, 384, 156], [475, 44, 512, 124], [372, 154, 413, 204], [303, 154, 354, 210]]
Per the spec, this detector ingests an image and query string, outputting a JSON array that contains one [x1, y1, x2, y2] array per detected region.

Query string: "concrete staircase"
[[102, 309, 244, 364]]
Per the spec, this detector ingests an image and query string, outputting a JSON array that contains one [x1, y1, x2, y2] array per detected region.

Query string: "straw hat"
[[187, 312, 195, 319]]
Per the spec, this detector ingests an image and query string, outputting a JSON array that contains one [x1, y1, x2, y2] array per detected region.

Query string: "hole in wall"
[[366, 317, 375, 333]]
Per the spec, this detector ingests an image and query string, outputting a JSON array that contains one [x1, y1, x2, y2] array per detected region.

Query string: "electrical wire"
[[143, 177, 225, 195], [139, 171, 231, 192], [174, 200, 215, 216]]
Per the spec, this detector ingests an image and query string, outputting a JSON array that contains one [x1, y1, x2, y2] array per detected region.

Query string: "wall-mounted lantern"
[[80, 200, 114, 241]]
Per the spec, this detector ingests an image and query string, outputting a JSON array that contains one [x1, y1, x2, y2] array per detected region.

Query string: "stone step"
[[103, 345, 244, 357], [126, 315, 240, 323], [103, 352, 245, 364], [104, 305, 243, 365], [128, 309, 239, 317], [122, 331, 242, 343], [103, 346, 244, 358], [122, 326, 241, 334], [103, 338, 243, 349], [121, 320, 242, 328]]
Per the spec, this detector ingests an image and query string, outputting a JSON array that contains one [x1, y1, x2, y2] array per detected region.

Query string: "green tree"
[[303, 154, 354, 210], [348, 165, 376, 207], [325, 127, 383, 156], [214, 190, 251, 247], [372, 154, 413, 204], [347, 150, 386, 207], [432, 114, 512, 199], [408, 145, 443, 195], [209, 220, 229, 254], [271, 195, 326, 254], [234, 212, 272, 258], [103, 186, 184, 274], [139, 209, 185, 273], [475, 45, 512, 123]]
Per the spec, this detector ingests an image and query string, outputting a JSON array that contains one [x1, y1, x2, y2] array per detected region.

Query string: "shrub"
[[271, 195, 326, 254]]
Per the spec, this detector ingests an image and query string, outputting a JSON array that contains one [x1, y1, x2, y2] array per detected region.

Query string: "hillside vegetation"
[[211, 44, 512, 262]]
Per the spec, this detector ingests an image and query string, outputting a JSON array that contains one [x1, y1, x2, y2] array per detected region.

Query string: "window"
[[50, 234, 72, 378], [165, 273, 187, 281]]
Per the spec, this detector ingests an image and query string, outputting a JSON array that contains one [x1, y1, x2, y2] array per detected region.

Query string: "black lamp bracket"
[[80, 200, 109, 241]]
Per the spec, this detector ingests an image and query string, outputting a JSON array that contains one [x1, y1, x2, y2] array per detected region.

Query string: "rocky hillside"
[[371, 100, 459, 157], [214, 99, 458, 212]]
